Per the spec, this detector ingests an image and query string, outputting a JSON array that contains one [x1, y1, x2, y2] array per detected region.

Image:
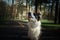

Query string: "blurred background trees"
[[0, 0, 60, 24], [0, 1, 9, 20]]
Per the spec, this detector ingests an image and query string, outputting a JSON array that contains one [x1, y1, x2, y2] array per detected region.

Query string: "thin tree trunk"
[[54, 0, 59, 24], [28, 0, 30, 11], [58, 8, 60, 24], [44, 4, 46, 14], [50, 0, 54, 20], [20, 0, 23, 20], [12, 0, 14, 19], [26, 0, 27, 20], [40, 3, 41, 11], [8, 0, 9, 19], [35, 0, 38, 13], [57, 0, 60, 24], [47, 3, 51, 20]]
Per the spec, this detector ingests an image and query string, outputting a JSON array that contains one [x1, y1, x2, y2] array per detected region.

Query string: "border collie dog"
[[28, 12, 41, 40]]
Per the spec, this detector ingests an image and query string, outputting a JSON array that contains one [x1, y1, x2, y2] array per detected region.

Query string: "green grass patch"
[[41, 19, 60, 29], [42, 24, 60, 27], [41, 19, 54, 23]]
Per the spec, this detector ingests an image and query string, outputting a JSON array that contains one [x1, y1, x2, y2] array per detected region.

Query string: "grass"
[[20, 19, 60, 29], [0, 19, 60, 29], [42, 24, 60, 29], [41, 19, 60, 26], [41, 19, 60, 29], [42, 24, 60, 27], [41, 19, 54, 23]]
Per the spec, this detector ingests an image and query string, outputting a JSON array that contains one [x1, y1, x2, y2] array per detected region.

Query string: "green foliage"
[[42, 23, 60, 29]]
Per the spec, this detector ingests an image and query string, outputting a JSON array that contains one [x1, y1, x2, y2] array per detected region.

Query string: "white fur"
[[28, 18, 41, 40]]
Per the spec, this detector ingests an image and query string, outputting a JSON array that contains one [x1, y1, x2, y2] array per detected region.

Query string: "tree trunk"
[[40, 3, 41, 11], [48, 7, 50, 20], [54, 0, 59, 24], [26, 0, 27, 20], [43, 4, 46, 19], [50, 0, 54, 20], [57, 0, 60, 24], [12, 0, 14, 19], [29, 4, 30, 11], [20, 0, 23, 20], [35, 0, 38, 13], [57, 5, 60, 24]]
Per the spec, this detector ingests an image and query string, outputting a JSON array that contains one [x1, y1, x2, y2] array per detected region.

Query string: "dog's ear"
[[33, 13, 40, 21]]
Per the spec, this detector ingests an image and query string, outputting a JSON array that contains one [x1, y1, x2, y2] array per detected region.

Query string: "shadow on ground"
[[0, 21, 60, 40]]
